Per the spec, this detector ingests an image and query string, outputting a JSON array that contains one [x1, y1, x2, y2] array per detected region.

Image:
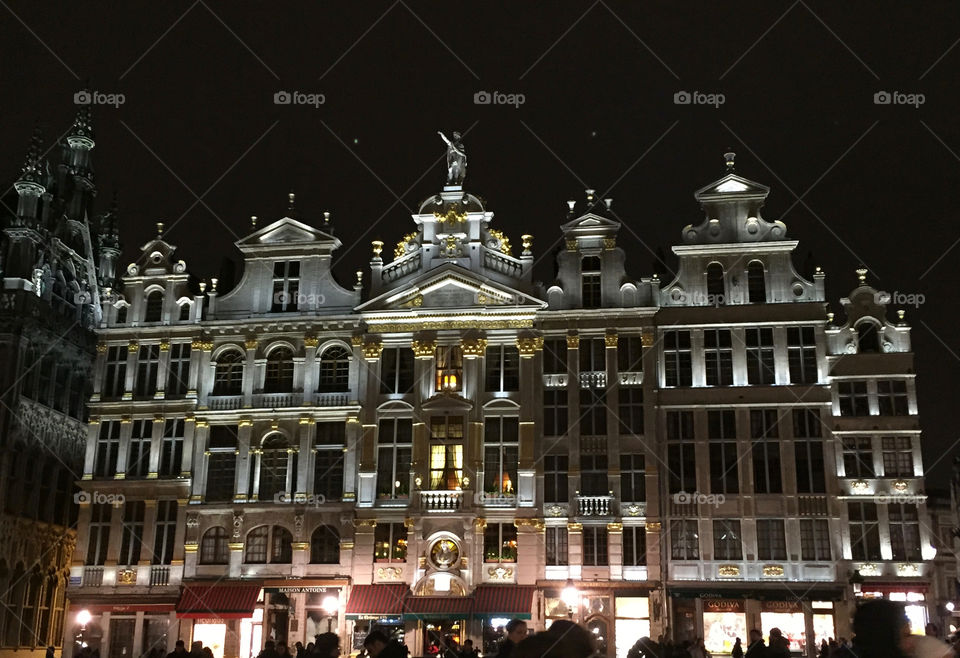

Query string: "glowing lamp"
[[76, 609, 92, 627]]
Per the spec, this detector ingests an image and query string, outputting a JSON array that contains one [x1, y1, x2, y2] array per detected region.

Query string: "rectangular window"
[[745, 328, 775, 385], [379, 348, 415, 394], [623, 526, 647, 566], [713, 520, 742, 560], [842, 438, 874, 477], [127, 419, 152, 479], [618, 387, 644, 436], [756, 520, 787, 560], [103, 346, 127, 399], [118, 501, 145, 566], [159, 419, 184, 478], [95, 421, 122, 478], [663, 330, 692, 386], [484, 523, 518, 562], [800, 519, 831, 561], [750, 410, 781, 494], [579, 338, 606, 372], [86, 503, 111, 565], [314, 448, 344, 502], [152, 500, 177, 565], [708, 410, 739, 494], [848, 502, 882, 560], [135, 345, 160, 398], [583, 526, 609, 566], [617, 335, 644, 373], [166, 343, 191, 398], [795, 440, 826, 494], [581, 455, 609, 496], [376, 419, 412, 499], [838, 382, 870, 416], [483, 417, 519, 495], [667, 411, 696, 494], [543, 338, 568, 374], [316, 421, 347, 445], [429, 444, 463, 491], [582, 257, 602, 309], [435, 345, 463, 392], [882, 436, 914, 477], [544, 390, 568, 437], [671, 519, 700, 560], [205, 426, 237, 502], [579, 388, 607, 436], [889, 504, 921, 561], [374, 523, 407, 562], [544, 455, 569, 504], [271, 260, 300, 312], [485, 345, 520, 392], [546, 527, 568, 565], [704, 329, 733, 386], [878, 380, 909, 416], [620, 454, 646, 503], [787, 326, 818, 384]]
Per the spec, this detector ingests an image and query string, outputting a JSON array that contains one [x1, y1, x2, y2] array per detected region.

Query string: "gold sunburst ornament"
[[394, 232, 419, 259], [487, 228, 512, 255], [435, 207, 467, 225]]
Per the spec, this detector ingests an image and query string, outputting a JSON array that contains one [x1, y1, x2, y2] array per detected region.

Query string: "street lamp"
[[561, 579, 578, 619], [849, 570, 864, 598], [321, 596, 338, 632]]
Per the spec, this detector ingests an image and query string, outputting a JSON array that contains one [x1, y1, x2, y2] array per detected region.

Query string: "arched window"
[[179, 303, 191, 321], [310, 525, 340, 564], [318, 346, 351, 392], [200, 527, 229, 565], [213, 350, 245, 395], [245, 525, 291, 564], [747, 261, 766, 303], [706, 263, 725, 304], [144, 291, 164, 323], [857, 321, 881, 353], [258, 434, 292, 501], [264, 347, 294, 393]]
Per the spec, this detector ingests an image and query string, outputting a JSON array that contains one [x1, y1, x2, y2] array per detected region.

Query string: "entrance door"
[[585, 617, 610, 657], [109, 618, 136, 658], [423, 619, 464, 656]]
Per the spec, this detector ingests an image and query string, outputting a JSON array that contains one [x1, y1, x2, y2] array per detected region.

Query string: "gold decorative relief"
[[604, 333, 618, 347], [362, 342, 384, 361], [892, 480, 909, 492], [488, 566, 514, 581], [641, 330, 654, 348], [566, 239, 578, 252], [718, 565, 741, 577], [487, 228, 512, 255], [461, 337, 488, 358], [117, 568, 137, 585], [350, 335, 364, 347], [304, 335, 319, 348], [565, 334, 580, 348], [159, 339, 170, 352], [603, 238, 617, 250], [395, 232, 420, 260], [762, 565, 785, 577], [412, 340, 437, 358], [435, 208, 468, 225], [127, 341, 139, 352], [645, 522, 661, 532], [244, 338, 258, 350], [377, 567, 403, 580], [97, 343, 108, 353]]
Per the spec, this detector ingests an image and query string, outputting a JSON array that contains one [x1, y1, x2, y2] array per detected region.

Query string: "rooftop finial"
[[251, 215, 257, 229], [724, 150, 736, 171], [585, 188, 595, 202], [287, 191, 296, 213], [156, 222, 164, 237], [856, 267, 868, 284]]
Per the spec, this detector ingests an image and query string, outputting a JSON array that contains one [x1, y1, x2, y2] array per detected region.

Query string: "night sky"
[[2, 2, 958, 486]]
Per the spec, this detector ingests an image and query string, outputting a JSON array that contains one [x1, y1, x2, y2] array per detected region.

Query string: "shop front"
[[541, 586, 652, 658], [65, 602, 178, 658], [176, 582, 263, 658], [261, 583, 347, 647], [671, 589, 844, 658], [470, 586, 536, 656], [859, 584, 930, 634], [402, 595, 473, 656], [344, 585, 408, 654]]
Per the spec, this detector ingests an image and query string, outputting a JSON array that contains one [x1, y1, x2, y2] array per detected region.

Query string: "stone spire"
[[14, 127, 47, 225], [96, 192, 121, 288]]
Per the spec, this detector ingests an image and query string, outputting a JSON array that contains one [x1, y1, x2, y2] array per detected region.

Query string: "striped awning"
[[177, 583, 262, 619], [472, 585, 536, 619], [345, 584, 409, 619], [402, 596, 474, 620]]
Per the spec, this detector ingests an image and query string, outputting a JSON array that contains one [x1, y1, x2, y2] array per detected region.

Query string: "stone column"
[[357, 339, 382, 507], [604, 330, 620, 495], [607, 522, 623, 580], [243, 338, 258, 404], [183, 416, 199, 480], [123, 340, 138, 400], [188, 337, 206, 400], [91, 343, 108, 398], [461, 336, 486, 500], [235, 420, 253, 501], [298, 418, 314, 498], [156, 339, 171, 399], [516, 335, 542, 508], [83, 420, 100, 478], [115, 416, 133, 478], [139, 500, 159, 584], [566, 334, 581, 494], [303, 336, 319, 404], [148, 415, 164, 478], [567, 522, 583, 580]]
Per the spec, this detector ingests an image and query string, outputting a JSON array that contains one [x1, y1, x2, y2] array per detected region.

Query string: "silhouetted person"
[[167, 641, 187, 658], [746, 630, 766, 658], [364, 631, 406, 658], [498, 620, 528, 658], [733, 638, 744, 658]]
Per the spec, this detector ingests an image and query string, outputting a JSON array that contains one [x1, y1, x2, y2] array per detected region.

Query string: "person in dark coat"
[[363, 631, 407, 658], [732, 638, 744, 658], [167, 641, 188, 658], [745, 630, 766, 658], [257, 640, 281, 658], [498, 620, 529, 658], [766, 630, 790, 658]]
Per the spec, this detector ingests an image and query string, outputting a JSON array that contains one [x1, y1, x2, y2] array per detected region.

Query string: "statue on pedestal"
[[438, 131, 466, 185]]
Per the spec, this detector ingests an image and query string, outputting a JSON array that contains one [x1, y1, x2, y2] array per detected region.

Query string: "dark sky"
[[2, 1, 958, 486]]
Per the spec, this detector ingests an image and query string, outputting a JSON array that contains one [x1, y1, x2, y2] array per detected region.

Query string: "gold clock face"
[[429, 538, 460, 570]]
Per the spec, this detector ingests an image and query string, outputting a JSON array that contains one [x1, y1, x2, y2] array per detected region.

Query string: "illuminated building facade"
[[64, 146, 933, 658]]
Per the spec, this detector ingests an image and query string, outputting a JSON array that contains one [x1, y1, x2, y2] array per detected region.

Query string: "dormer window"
[[747, 261, 766, 303], [706, 263, 725, 304], [581, 256, 601, 308], [857, 321, 881, 353], [116, 305, 127, 325], [144, 291, 163, 322], [435, 346, 463, 392], [271, 261, 300, 312]]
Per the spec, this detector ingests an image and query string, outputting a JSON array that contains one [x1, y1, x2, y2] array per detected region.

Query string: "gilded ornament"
[[762, 564, 785, 577], [566, 334, 580, 348], [412, 339, 437, 358], [362, 341, 384, 361], [718, 565, 741, 577], [516, 336, 544, 356], [461, 337, 488, 358], [605, 333, 618, 347], [487, 228, 512, 255]]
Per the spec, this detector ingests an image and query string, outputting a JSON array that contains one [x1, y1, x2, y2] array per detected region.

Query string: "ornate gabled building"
[[0, 104, 116, 658], [61, 136, 934, 658]]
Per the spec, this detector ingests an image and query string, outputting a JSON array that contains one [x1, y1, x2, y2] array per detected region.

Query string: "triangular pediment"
[[357, 263, 545, 312], [695, 173, 769, 201], [235, 217, 340, 250], [560, 212, 621, 236]]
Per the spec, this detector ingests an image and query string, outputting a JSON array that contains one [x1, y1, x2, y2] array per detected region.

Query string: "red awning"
[[861, 582, 930, 595], [402, 596, 473, 619], [345, 584, 409, 619], [177, 583, 262, 619], [472, 585, 536, 619]]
